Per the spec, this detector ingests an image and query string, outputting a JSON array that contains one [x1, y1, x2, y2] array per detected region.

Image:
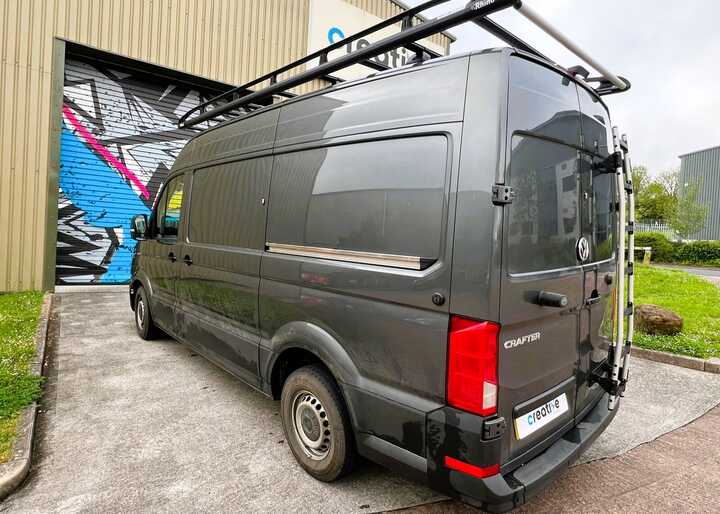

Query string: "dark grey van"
[[128, 36, 632, 510]]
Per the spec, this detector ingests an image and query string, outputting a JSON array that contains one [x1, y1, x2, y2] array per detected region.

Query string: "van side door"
[[143, 174, 185, 335], [175, 157, 272, 387]]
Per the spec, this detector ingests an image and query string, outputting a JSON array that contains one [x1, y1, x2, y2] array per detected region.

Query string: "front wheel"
[[280, 365, 356, 482], [134, 285, 161, 340]]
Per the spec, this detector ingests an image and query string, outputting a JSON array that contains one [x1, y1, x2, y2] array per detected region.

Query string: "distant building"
[[679, 145, 720, 240]]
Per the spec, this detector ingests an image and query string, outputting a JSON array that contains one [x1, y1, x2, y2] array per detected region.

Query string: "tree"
[[632, 165, 649, 197], [635, 167, 677, 223], [670, 178, 708, 239]]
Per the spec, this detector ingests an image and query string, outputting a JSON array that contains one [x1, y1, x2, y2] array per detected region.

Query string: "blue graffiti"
[[327, 26, 345, 44], [59, 124, 150, 283]]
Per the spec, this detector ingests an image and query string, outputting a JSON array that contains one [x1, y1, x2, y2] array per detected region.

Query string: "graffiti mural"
[[57, 59, 226, 284]]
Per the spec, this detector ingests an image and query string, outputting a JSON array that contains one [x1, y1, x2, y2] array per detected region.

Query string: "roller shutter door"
[[56, 56, 223, 284]]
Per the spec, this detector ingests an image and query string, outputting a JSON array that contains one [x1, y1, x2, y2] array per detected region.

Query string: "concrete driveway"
[[3, 290, 720, 513]]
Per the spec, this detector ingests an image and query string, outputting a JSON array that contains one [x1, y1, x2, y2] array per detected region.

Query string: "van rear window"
[[507, 135, 580, 274], [267, 136, 448, 259]]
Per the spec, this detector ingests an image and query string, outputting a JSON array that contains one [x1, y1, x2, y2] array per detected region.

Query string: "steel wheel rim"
[[291, 389, 331, 460], [136, 298, 145, 329]]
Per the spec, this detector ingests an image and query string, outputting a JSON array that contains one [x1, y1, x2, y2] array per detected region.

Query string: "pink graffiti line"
[[62, 104, 150, 199]]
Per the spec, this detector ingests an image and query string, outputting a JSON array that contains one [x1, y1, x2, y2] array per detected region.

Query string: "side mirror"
[[130, 214, 148, 240]]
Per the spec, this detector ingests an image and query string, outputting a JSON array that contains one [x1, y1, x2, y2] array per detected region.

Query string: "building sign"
[[307, 0, 446, 82]]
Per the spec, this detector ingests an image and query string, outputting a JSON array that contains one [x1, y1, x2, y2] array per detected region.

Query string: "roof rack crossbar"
[[471, 17, 550, 62], [514, 0, 629, 91], [178, 0, 449, 128], [179, 0, 519, 128], [180, 0, 630, 129]]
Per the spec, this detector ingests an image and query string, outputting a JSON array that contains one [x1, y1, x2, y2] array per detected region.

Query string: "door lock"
[[183, 255, 193, 266]]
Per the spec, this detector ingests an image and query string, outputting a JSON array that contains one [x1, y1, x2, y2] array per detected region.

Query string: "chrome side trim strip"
[[265, 242, 425, 270]]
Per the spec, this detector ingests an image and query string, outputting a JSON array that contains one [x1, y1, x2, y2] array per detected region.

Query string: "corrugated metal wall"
[[679, 145, 720, 240], [0, 0, 452, 292]]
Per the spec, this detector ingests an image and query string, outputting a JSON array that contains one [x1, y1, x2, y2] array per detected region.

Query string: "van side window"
[[188, 158, 271, 249], [268, 137, 447, 259], [507, 135, 579, 273], [155, 175, 184, 238]]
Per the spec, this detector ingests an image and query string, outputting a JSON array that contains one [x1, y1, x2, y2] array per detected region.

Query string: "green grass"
[[634, 265, 720, 359], [0, 291, 44, 462]]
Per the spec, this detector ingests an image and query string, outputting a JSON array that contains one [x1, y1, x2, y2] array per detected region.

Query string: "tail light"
[[447, 316, 500, 417]]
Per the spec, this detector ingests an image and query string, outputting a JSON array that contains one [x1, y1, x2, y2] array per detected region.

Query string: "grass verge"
[[0, 291, 44, 463], [634, 265, 720, 359]]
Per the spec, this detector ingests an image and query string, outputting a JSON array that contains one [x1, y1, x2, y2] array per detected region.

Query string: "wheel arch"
[[263, 322, 362, 424]]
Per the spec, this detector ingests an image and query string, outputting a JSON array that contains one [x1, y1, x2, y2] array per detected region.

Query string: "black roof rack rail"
[[179, 0, 630, 129]]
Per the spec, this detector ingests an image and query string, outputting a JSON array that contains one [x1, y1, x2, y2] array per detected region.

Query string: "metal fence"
[[636, 220, 678, 240]]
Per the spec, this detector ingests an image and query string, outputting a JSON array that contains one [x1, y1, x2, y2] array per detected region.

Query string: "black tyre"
[[134, 286, 161, 340], [280, 365, 356, 482]]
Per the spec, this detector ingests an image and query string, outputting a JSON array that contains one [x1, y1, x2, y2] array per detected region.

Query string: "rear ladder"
[[608, 128, 635, 410]]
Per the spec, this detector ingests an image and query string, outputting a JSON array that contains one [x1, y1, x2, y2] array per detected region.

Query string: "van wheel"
[[280, 365, 356, 482], [134, 286, 161, 340]]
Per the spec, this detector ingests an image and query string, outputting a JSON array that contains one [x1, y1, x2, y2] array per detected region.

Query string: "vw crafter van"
[[128, 1, 636, 510]]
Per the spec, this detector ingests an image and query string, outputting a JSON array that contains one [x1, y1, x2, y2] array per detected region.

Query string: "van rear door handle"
[[168, 252, 177, 262], [585, 295, 602, 306], [183, 255, 193, 266], [537, 291, 568, 308]]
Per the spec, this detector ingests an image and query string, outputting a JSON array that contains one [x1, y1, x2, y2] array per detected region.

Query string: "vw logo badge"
[[576, 237, 590, 262]]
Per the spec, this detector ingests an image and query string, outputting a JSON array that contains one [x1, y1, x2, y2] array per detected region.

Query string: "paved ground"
[[656, 264, 720, 287], [403, 402, 720, 514], [3, 290, 720, 513]]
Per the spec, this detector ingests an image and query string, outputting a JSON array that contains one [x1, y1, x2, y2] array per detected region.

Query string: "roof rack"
[[179, 0, 631, 129]]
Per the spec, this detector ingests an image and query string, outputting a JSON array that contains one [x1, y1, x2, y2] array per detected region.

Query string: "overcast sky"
[[406, 0, 720, 175]]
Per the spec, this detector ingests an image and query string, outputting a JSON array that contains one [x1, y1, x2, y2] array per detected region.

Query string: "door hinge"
[[492, 184, 515, 205]]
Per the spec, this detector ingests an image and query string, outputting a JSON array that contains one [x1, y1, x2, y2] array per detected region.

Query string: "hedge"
[[635, 232, 676, 262], [635, 231, 720, 266]]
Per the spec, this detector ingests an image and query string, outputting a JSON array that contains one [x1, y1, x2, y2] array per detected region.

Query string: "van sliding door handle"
[[167, 252, 177, 262], [537, 291, 568, 308], [183, 255, 193, 266]]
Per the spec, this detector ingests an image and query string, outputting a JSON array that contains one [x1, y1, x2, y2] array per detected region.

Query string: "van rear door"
[[575, 87, 617, 413], [497, 57, 587, 464]]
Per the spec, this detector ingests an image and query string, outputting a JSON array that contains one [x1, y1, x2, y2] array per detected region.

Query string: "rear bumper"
[[427, 393, 617, 512]]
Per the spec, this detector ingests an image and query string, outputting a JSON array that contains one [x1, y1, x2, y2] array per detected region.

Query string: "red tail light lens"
[[447, 316, 500, 417]]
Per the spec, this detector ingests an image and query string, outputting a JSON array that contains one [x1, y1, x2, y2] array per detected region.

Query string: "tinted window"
[[155, 175, 184, 238], [268, 137, 448, 257], [578, 87, 612, 156], [591, 158, 615, 260], [508, 135, 580, 273], [508, 57, 582, 147], [188, 158, 271, 249]]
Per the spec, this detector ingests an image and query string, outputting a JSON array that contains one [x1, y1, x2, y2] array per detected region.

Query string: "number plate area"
[[514, 393, 569, 440]]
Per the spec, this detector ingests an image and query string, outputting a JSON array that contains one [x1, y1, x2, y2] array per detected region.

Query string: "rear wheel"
[[134, 286, 161, 340], [280, 365, 356, 481]]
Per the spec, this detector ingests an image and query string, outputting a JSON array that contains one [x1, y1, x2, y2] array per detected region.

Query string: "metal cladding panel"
[[56, 58, 230, 284], [680, 145, 720, 240], [346, 0, 453, 52]]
